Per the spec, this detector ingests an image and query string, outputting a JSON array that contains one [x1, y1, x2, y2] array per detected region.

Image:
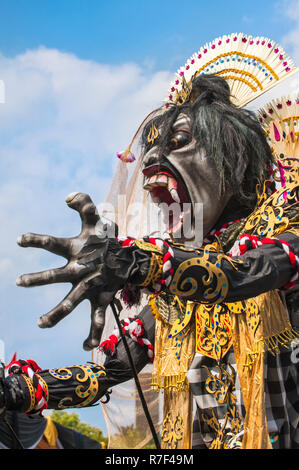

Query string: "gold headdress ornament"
[[165, 32, 297, 109], [118, 32, 298, 162], [257, 92, 299, 189], [258, 93, 299, 161]]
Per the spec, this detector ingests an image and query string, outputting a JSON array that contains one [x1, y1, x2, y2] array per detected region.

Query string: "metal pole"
[[3, 418, 24, 449], [110, 301, 160, 449]]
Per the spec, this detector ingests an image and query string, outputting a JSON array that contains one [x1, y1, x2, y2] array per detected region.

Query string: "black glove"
[[17, 193, 151, 350]]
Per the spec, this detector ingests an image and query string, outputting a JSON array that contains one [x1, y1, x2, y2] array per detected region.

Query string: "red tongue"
[[152, 186, 174, 205], [145, 169, 188, 203]]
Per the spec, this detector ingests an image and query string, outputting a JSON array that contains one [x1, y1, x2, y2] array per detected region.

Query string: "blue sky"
[[0, 0, 298, 438], [0, 0, 298, 69]]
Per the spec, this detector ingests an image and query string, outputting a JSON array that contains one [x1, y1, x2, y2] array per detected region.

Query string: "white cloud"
[[246, 3, 299, 113], [0, 47, 172, 431], [0, 47, 171, 373], [281, 0, 299, 63]]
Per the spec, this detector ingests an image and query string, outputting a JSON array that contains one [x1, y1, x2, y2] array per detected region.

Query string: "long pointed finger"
[[38, 282, 88, 328], [65, 192, 100, 231], [17, 233, 70, 258], [83, 288, 117, 350], [16, 263, 93, 287], [83, 301, 107, 351]]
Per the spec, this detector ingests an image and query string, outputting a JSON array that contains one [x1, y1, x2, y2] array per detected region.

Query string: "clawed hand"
[[16, 192, 125, 351]]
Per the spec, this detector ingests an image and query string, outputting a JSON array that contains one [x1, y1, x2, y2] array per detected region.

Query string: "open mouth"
[[143, 164, 191, 235]]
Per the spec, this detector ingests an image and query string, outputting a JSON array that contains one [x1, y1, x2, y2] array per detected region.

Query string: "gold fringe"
[[148, 294, 161, 320], [151, 373, 189, 392], [243, 328, 299, 370]]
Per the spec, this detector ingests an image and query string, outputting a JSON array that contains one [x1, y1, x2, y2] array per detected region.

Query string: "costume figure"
[[0, 33, 298, 449]]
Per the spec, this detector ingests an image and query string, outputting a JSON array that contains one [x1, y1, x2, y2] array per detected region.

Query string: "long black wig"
[[141, 74, 274, 211]]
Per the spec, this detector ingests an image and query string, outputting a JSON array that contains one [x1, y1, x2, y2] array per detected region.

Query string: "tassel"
[[243, 328, 299, 370], [151, 373, 189, 392]]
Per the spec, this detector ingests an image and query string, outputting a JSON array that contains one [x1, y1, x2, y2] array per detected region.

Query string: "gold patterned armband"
[[47, 364, 106, 409], [21, 373, 36, 413], [140, 252, 164, 287], [168, 246, 239, 303]]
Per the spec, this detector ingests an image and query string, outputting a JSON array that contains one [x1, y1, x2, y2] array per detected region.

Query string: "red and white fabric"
[[6, 357, 48, 414], [118, 236, 175, 293], [229, 233, 299, 290], [99, 317, 154, 362], [203, 218, 244, 245]]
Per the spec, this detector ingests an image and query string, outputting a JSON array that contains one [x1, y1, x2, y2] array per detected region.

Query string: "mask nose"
[[142, 146, 165, 173]]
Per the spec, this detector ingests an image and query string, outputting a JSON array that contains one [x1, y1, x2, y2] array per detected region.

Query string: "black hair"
[[141, 74, 274, 209]]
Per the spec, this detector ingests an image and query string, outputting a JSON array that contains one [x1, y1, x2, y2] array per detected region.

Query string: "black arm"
[[167, 231, 299, 304], [1, 305, 156, 413]]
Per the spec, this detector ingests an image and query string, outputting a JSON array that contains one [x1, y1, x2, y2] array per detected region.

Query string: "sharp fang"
[[170, 188, 180, 203], [167, 176, 178, 191]]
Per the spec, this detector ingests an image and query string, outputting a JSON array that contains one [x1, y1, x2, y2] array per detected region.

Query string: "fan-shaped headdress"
[[105, 33, 298, 238], [165, 32, 297, 109]]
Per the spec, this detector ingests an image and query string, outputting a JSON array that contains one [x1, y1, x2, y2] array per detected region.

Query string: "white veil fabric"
[[92, 145, 165, 449]]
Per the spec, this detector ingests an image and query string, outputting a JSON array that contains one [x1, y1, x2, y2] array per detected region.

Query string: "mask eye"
[[166, 130, 192, 151]]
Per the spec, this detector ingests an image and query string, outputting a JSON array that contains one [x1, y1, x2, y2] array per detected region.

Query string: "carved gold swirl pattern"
[[244, 180, 298, 237], [169, 246, 239, 304], [202, 363, 236, 405], [147, 122, 159, 144], [201, 364, 243, 449], [49, 364, 106, 409], [195, 303, 233, 360], [202, 406, 243, 449], [161, 412, 184, 449]]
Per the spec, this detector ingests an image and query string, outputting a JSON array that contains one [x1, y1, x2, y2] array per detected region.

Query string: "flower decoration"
[[117, 149, 136, 163]]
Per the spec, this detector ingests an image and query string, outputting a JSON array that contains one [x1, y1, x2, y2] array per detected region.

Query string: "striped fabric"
[[187, 350, 245, 449], [187, 344, 299, 449]]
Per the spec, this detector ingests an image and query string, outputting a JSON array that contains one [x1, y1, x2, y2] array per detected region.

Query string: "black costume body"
[[3, 226, 299, 448]]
